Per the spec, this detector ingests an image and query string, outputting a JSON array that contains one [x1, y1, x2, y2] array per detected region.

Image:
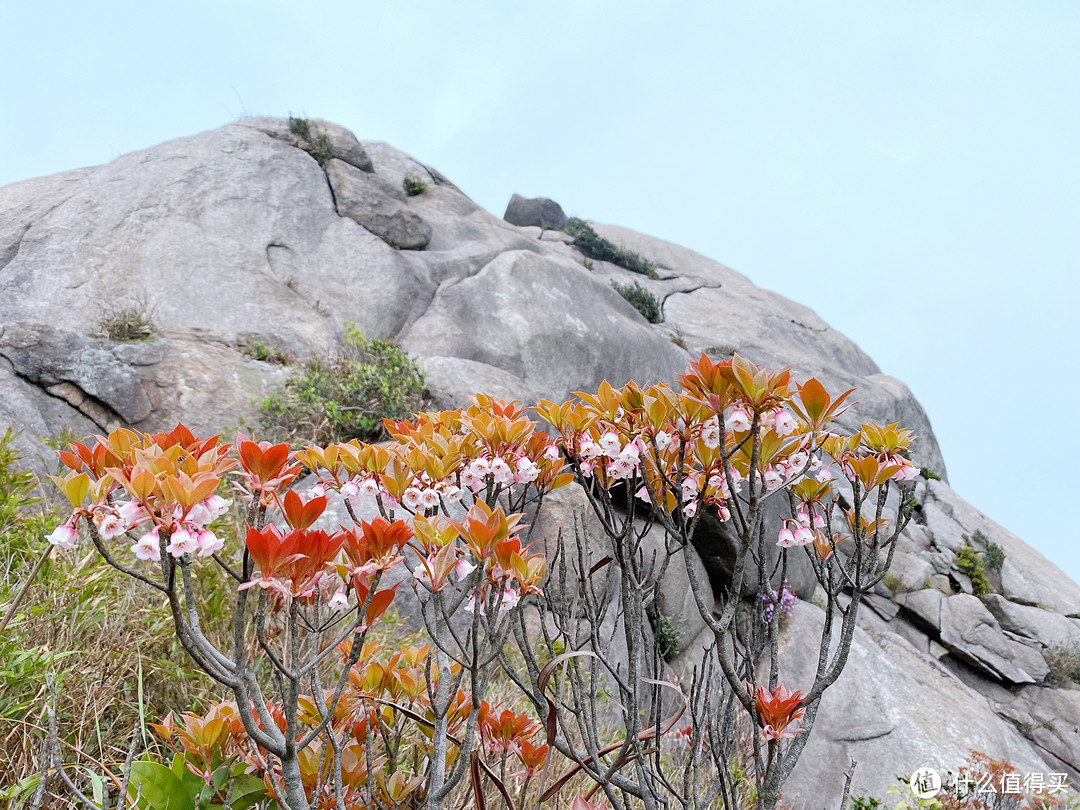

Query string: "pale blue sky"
[[2, 1, 1077, 580]]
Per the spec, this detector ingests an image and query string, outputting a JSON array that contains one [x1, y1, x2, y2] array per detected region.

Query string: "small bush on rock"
[[974, 529, 1006, 574], [237, 337, 293, 365], [984, 540, 1006, 574], [288, 115, 311, 140], [309, 133, 334, 166], [953, 544, 991, 596], [403, 172, 428, 196], [849, 796, 884, 810], [612, 279, 662, 323], [705, 344, 737, 358], [288, 115, 334, 166], [565, 216, 659, 278], [649, 609, 681, 662], [260, 325, 427, 445]]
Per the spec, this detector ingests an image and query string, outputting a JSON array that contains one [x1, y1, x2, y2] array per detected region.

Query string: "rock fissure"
[[789, 317, 828, 333], [421, 163, 456, 189], [9, 367, 122, 431], [0, 223, 30, 273], [658, 279, 722, 307], [320, 163, 340, 213]]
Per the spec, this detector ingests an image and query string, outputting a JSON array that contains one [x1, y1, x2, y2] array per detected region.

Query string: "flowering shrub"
[[761, 579, 798, 625], [40, 353, 918, 810], [43, 397, 568, 809], [529, 353, 918, 809]]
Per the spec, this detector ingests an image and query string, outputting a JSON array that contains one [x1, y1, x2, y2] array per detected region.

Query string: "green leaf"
[[0, 773, 41, 803], [87, 769, 104, 804], [170, 753, 207, 796], [219, 774, 267, 810], [128, 761, 197, 810]]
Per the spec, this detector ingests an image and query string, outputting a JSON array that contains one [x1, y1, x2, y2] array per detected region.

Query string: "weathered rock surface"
[[983, 594, 1080, 650], [2, 117, 1078, 802], [0, 322, 286, 440], [781, 602, 1055, 807], [996, 686, 1080, 784], [503, 193, 569, 230], [919, 479, 1080, 615], [399, 249, 687, 402], [899, 590, 1049, 684], [325, 158, 432, 249]]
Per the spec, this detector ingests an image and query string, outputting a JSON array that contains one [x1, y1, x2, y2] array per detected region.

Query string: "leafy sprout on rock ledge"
[[611, 279, 662, 323], [564, 216, 659, 278]]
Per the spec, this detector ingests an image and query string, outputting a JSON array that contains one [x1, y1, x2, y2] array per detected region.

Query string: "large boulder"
[[982, 594, 1080, 650], [996, 686, 1080, 784], [4, 117, 1080, 792], [0, 322, 286, 439], [324, 158, 432, 250], [502, 194, 570, 230]]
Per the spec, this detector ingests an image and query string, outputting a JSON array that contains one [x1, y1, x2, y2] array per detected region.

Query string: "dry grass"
[[0, 547, 229, 798], [92, 293, 157, 343]]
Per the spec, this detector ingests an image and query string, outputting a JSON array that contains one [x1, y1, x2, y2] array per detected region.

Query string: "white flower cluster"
[[460, 453, 545, 494], [577, 433, 645, 480], [49, 495, 232, 562], [130, 496, 232, 561]]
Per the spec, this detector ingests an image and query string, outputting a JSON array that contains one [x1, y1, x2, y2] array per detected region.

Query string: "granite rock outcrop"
[[1, 118, 1074, 808]]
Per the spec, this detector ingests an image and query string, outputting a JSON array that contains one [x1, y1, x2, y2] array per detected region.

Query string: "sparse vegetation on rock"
[[237, 337, 293, 365], [565, 216, 659, 278], [704, 344, 737, 358], [954, 543, 992, 596], [288, 114, 334, 166], [93, 299, 156, 343], [403, 172, 428, 196], [287, 115, 311, 140], [975, 529, 1007, 574], [611, 278, 662, 323], [260, 324, 426, 445], [1044, 643, 1080, 686]]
